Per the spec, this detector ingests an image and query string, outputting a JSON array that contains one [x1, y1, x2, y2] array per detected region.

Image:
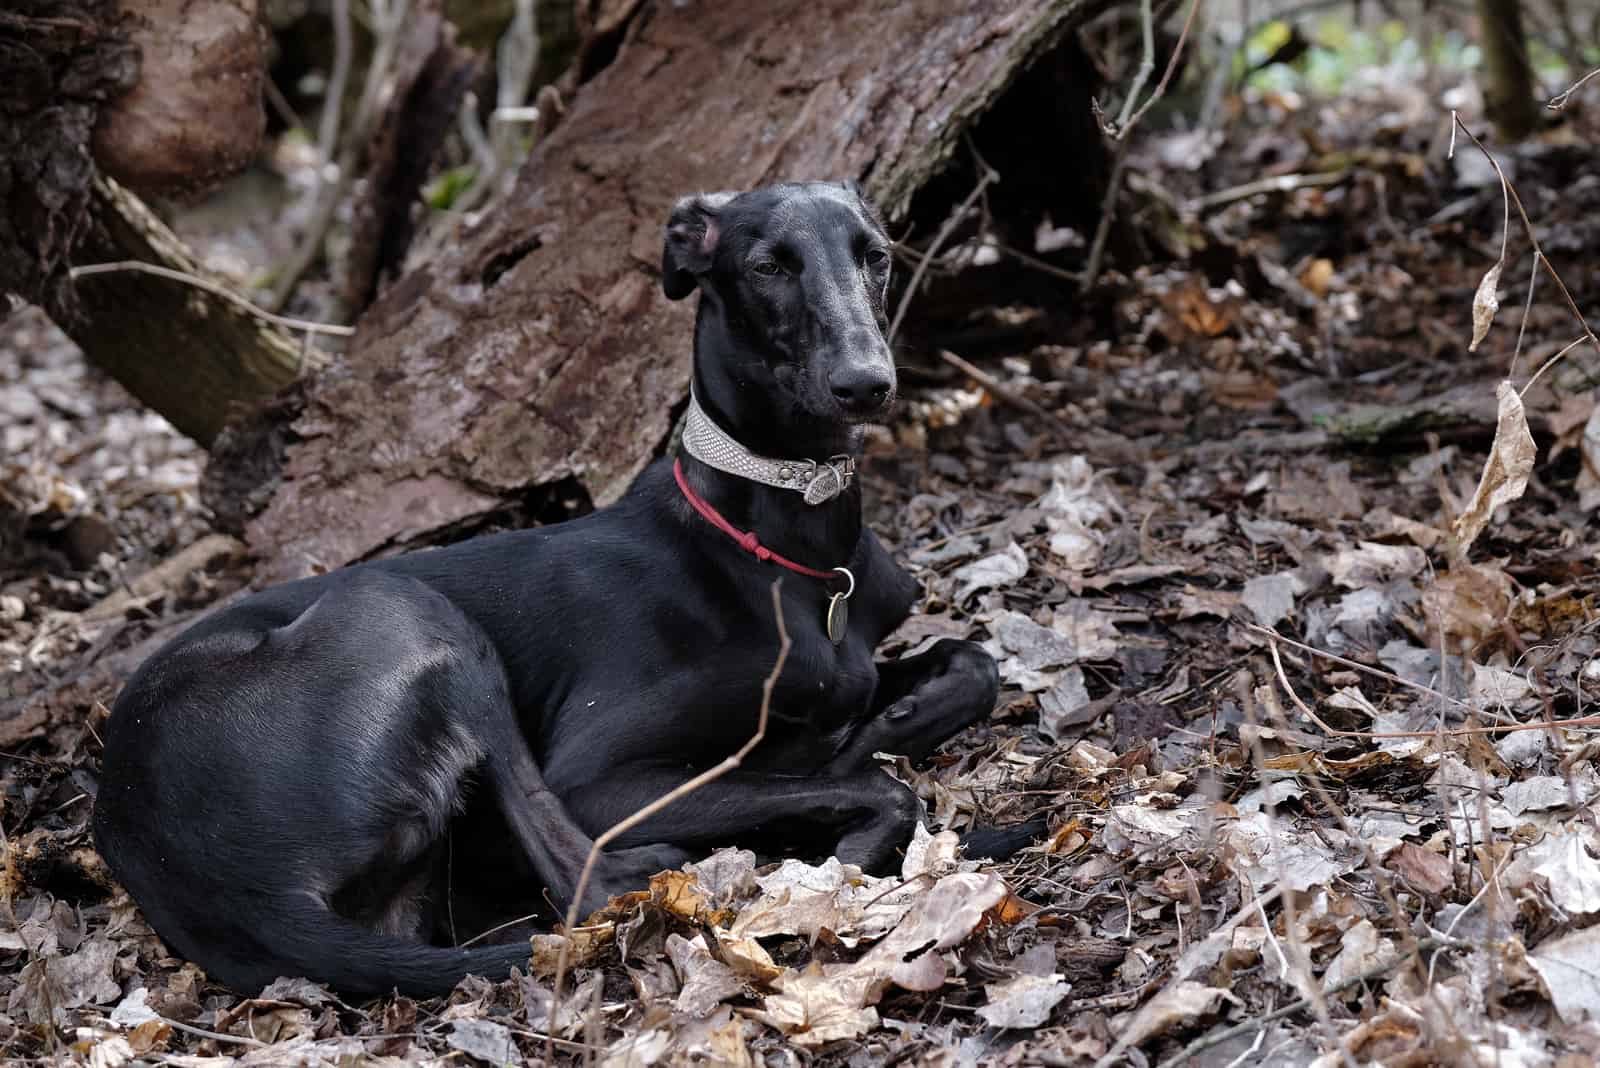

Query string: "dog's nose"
[[828, 366, 893, 413]]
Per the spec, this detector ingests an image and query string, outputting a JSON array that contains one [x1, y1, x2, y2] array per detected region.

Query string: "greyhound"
[[92, 181, 1007, 998]]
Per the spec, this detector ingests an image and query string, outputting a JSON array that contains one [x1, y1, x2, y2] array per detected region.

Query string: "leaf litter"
[[7, 58, 1600, 1068]]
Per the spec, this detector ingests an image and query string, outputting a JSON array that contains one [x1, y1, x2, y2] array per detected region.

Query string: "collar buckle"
[[683, 391, 859, 506]]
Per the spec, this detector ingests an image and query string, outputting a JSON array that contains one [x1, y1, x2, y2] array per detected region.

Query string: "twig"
[[68, 263, 353, 338], [1109, 0, 1204, 141], [1243, 624, 1476, 715], [937, 350, 1075, 441], [270, 0, 411, 310], [157, 1015, 267, 1048], [1548, 66, 1600, 109], [546, 580, 792, 1059], [889, 164, 997, 344], [316, 0, 353, 178], [1240, 698, 1359, 1068], [1080, 140, 1130, 292], [1189, 171, 1346, 212], [1449, 114, 1600, 386], [1153, 937, 1463, 1068], [1106, 0, 1156, 135], [1255, 625, 1600, 738], [458, 910, 541, 948]]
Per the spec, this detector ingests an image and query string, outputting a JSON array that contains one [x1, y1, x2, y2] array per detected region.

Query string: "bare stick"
[[1110, 0, 1204, 140], [889, 164, 997, 345], [1080, 141, 1129, 292], [69, 262, 354, 338], [1107, 0, 1156, 135], [545, 580, 791, 1057], [1243, 623, 1476, 714], [938, 349, 1075, 441], [1548, 66, 1600, 110], [1256, 627, 1600, 739], [1190, 171, 1346, 212], [1450, 114, 1600, 384], [1154, 937, 1461, 1068], [316, 0, 353, 177], [270, 0, 411, 310]]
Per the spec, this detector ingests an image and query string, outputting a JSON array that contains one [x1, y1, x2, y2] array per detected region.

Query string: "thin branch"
[[888, 164, 997, 344], [1548, 66, 1600, 109], [1080, 141, 1130, 292], [270, 0, 411, 310], [1111, 0, 1204, 141], [69, 262, 354, 337], [1521, 335, 1589, 396], [1450, 114, 1600, 383], [316, 0, 353, 176], [1256, 626, 1600, 739], [546, 580, 791, 1059], [938, 349, 1075, 441], [1154, 937, 1464, 1068], [1190, 171, 1346, 212], [1107, 0, 1157, 135]]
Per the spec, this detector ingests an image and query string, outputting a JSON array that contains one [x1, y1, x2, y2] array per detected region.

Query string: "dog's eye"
[[865, 248, 891, 269], [753, 260, 782, 277]]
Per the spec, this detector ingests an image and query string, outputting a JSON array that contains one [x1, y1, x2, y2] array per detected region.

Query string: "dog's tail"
[[959, 816, 1050, 862], [203, 897, 535, 1000]]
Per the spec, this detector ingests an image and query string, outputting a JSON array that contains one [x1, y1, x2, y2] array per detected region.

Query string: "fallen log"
[[234, 0, 1104, 583]]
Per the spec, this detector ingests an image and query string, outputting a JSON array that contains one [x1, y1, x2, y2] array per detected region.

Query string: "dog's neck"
[[680, 322, 865, 570]]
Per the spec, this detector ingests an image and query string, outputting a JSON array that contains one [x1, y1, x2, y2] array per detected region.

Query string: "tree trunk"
[[238, 0, 1101, 584], [68, 178, 303, 448], [1477, 0, 1539, 141]]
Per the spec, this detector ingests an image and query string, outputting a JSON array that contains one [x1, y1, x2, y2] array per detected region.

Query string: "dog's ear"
[[662, 191, 736, 300]]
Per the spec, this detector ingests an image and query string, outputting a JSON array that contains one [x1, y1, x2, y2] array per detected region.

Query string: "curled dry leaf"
[[1468, 262, 1502, 352], [1453, 381, 1536, 555]]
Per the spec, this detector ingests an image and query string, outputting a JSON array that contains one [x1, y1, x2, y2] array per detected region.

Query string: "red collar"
[[673, 458, 844, 582]]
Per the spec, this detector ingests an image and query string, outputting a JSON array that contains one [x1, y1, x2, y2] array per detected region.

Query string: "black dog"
[[93, 181, 1003, 998]]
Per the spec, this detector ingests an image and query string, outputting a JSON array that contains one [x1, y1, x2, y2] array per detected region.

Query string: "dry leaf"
[[448, 1018, 519, 1065], [1528, 924, 1600, 1023], [1453, 381, 1535, 553], [977, 973, 1072, 1029], [1113, 980, 1228, 1047], [1468, 262, 1502, 351], [1386, 843, 1453, 895]]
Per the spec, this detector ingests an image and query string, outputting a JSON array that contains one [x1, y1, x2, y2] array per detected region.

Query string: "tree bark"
[[1477, 0, 1539, 142], [240, 0, 1099, 584], [67, 178, 303, 448]]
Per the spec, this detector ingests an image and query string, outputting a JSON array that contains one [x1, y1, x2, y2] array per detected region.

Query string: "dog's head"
[[662, 181, 896, 427]]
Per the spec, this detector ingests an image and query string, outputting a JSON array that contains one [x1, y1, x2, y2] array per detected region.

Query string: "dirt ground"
[[4, 65, 1600, 1067]]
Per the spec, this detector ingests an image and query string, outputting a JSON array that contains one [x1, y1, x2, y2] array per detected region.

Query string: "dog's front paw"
[[844, 640, 998, 767]]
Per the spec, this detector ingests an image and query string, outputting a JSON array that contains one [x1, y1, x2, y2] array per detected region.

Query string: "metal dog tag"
[[826, 593, 848, 643], [826, 566, 856, 645]]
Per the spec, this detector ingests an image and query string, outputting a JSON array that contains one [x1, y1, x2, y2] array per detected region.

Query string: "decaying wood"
[[343, 5, 482, 314], [242, 0, 1098, 583], [90, 0, 267, 199], [0, 0, 138, 321], [66, 178, 303, 447]]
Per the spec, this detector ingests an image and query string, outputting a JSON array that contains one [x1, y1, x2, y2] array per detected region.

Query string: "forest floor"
[[4, 67, 1600, 1067]]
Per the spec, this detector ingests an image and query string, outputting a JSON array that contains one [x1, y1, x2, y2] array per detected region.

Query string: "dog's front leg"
[[564, 769, 921, 876], [835, 638, 1000, 770]]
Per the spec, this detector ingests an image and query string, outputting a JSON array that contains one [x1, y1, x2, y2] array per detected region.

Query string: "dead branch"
[[1548, 66, 1600, 110], [69, 262, 353, 339], [889, 161, 998, 345], [1154, 936, 1468, 1068], [937, 349, 1076, 441], [1253, 626, 1600, 739]]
